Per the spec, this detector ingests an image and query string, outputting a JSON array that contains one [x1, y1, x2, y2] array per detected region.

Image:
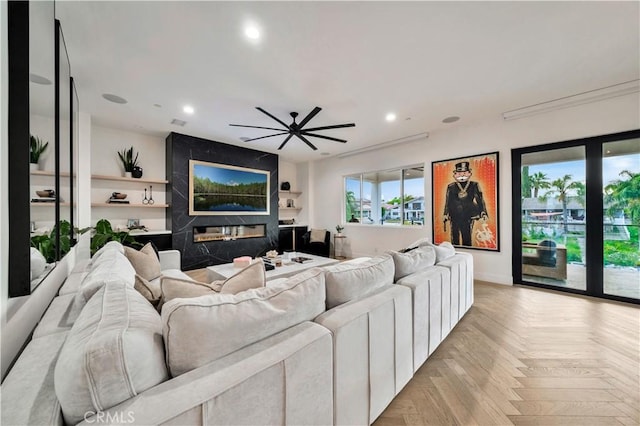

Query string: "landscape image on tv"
[[189, 160, 269, 215]]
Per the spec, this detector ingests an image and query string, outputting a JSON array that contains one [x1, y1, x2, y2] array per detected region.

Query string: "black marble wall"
[[166, 132, 279, 270]]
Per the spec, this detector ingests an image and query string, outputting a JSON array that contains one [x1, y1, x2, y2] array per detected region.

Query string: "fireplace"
[[193, 224, 266, 243]]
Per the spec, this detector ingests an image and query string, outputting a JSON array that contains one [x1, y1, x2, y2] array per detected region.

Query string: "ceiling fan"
[[229, 106, 355, 151]]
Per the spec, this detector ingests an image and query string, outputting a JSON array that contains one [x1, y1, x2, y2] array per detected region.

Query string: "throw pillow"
[[134, 274, 161, 307], [124, 243, 162, 281], [401, 237, 431, 253], [310, 228, 327, 243], [219, 258, 266, 294], [433, 241, 456, 262], [159, 277, 220, 310], [388, 245, 437, 281]]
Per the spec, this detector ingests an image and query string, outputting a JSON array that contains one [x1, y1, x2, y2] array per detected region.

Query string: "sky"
[[194, 163, 267, 186]]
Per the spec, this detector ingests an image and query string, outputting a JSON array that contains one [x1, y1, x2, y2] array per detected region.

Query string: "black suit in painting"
[[444, 181, 487, 246]]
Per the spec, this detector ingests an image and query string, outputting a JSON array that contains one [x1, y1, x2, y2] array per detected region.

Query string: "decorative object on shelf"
[[127, 218, 140, 228], [286, 199, 295, 208], [229, 106, 356, 151], [132, 165, 143, 179], [90, 219, 140, 255], [142, 186, 155, 205], [30, 135, 49, 171], [335, 224, 344, 236], [149, 185, 154, 204], [107, 191, 130, 204], [111, 192, 127, 199], [266, 250, 278, 258], [117, 146, 140, 178], [280, 182, 291, 191], [36, 189, 55, 198]]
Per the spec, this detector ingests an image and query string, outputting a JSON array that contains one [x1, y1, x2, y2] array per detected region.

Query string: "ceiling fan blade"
[[277, 134, 294, 150], [245, 132, 290, 142], [301, 132, 347, 143], [296, 134, 318, 151], [298, 106, 322, 129], [256, 107, 290, 129], [229, 124, 287, 132], [302, 123, 356, 132]]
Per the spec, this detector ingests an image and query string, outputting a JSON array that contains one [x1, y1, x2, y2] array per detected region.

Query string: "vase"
[[123, 171, 132, 178], [30, 162, 38, 171], [132, 166, 143, 179]]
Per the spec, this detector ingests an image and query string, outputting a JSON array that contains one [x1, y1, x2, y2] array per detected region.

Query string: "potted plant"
[[91, 219, 140, 255], [30, 135, 49, 171], [335, 224, 344, 236], [117, 146, 140, 178]]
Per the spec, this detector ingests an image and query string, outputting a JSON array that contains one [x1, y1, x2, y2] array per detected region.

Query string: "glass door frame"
[[511, 129, 640, 305]]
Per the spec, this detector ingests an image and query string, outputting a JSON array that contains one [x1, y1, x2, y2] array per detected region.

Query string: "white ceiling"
[[55, 1, 640, 163]]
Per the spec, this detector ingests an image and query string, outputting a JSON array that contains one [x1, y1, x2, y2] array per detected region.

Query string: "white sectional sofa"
[[1, 240, 473, 426]]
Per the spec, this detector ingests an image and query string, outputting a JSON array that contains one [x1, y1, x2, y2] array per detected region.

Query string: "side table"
[[334, 235, 347, 259]]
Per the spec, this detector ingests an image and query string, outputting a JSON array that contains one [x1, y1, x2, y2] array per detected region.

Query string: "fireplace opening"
[[193, 224, 266, 243]]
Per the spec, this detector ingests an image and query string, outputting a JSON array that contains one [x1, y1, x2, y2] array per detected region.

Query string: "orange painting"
[[432, 152, 499, 251]]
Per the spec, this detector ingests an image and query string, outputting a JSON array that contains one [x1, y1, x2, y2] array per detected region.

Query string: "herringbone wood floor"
[[185, 268, 639, 425], [374, 281, 640, 426]]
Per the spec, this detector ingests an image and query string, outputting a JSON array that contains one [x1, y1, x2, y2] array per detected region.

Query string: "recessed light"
[[102, 93, 128, 104], [385, 113, 397, 122], [245, 26, 260, 40], [183, 105, 195, 114], [171, 118, 186, 127], [153, 103, 162, 108], [29, 73, 52, 85], [442, 116, 460, 123]]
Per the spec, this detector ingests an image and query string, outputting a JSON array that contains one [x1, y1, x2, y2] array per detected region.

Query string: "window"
[[344, 165, 424, 226]]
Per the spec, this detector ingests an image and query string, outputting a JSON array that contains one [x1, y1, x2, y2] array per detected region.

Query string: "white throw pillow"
[[388, 245, 436, 281], [401, 237, 432, 252], [55, 283, 168, 425], [323, 254, 394, 309], [433, 241, 456, 262], [219, 258, 266, 294], [310, 228, 327, 243], [30, 247, 46, 280], [162, 267, 326, 377]]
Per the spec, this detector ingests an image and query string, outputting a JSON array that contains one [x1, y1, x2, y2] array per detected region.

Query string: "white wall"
[[278, 158, 309, 225], [90, 125, 166, 230], [308, 94, 640, 285]]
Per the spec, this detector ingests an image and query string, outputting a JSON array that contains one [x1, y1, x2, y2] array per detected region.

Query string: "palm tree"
[[530, 172, 551, 198], [605, 170, 640, 225], [345, 190, 358, 221], [521, 166, 531, 199], [544, 174, 583, 236]]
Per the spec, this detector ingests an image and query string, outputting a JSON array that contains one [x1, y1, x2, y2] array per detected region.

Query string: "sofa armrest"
[[78, 322, 333, 426], [314, 285, 413, 425], [159, 250, 181, 271]]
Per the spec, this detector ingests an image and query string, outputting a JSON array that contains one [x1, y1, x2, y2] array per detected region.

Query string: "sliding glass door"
[[512, 130, 639, 304]]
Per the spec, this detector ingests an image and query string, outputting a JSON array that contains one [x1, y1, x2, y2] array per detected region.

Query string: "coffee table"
[[207, 253, 339, 282]]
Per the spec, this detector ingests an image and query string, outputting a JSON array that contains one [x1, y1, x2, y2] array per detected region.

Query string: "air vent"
[[171, 118, 187, 127]]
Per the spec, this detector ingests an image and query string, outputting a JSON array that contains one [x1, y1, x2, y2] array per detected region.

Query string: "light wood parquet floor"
[[374, 281, 639, 426], [185, 268, 639, 425]]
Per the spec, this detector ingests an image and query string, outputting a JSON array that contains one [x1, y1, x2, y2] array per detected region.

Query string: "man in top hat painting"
[[443, 161, 488, 246]]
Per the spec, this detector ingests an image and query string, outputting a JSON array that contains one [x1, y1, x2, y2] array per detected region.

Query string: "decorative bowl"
[[111, 192, 127, 199], [36, 189, 55, 197]]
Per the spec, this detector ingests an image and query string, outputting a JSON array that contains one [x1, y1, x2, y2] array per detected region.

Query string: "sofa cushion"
[[125, 243, 162, 281], [71, 250, 135, 319], [162, 267, 326, 377], [310, 228, 327, 243], [323, 254, 394, 309], [55, 282, 168, 425], [1, 332, 67, 426], [32, 293, 77, 338], [92, 240, 124, 262], [388, 245, 436, 281]]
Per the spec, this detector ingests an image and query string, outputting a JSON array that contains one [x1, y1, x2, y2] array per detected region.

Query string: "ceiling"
[[55, 1, 640, 163]]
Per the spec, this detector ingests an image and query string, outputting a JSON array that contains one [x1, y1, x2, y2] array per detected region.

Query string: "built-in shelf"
[[279, 207, 301, 211], [278, 191, 302, 197], [31, 202, 71, 207], [91, 203, 169, 208], [92, 174, 169, 184], [30, 170, 71, 177]]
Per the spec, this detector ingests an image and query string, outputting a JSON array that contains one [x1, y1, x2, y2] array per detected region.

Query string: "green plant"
[[336, 225, 344, 233], [91, 219, 140, 255], [31, 220, 72, 263], [117, 146, 139, 173], [30, 135, 49, 164]]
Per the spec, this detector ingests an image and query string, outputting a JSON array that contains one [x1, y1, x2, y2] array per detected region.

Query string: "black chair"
[[300, 229, 331, 257]]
